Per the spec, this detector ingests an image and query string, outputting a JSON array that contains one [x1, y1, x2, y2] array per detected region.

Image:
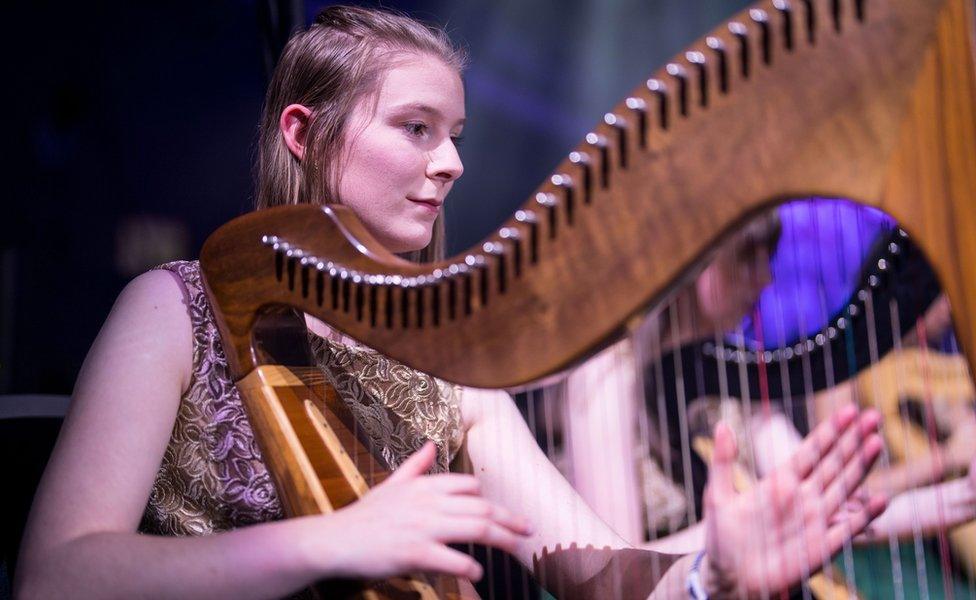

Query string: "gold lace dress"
[[140, 260, 465, 536]]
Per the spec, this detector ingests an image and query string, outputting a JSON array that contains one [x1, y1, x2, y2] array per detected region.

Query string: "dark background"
[[3, 0, 753, 396]]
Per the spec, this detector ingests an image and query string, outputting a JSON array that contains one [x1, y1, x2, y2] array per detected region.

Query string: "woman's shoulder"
[[149, 259, 204, 297], [99, 266, 197, 391], [456, 386, 514, 431], [115, 267, 192, 317], [116, 264, 197, 326]]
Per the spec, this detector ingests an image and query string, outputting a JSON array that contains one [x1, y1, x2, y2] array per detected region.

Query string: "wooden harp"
[[201, 0, 976, 597]]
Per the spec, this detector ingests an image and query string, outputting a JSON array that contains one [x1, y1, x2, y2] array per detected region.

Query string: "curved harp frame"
[[204, 0, 976, 390], [200, 0, 976, 596]]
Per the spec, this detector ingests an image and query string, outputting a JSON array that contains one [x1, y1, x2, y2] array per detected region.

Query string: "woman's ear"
[[280, 104, 312, 160]]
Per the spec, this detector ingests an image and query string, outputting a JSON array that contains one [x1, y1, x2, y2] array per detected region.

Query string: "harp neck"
[[202, 0, 976, 390]]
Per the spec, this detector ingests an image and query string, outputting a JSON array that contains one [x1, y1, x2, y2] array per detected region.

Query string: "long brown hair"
[[255, 6, 466, 262]]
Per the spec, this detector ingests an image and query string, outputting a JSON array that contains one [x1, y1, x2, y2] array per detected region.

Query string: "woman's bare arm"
[[462, 387, 885, 599], [460, 387, 654, 595], [15, 271, 529, 599], [857, 476, 976, 543], [14, 271, 334, 599], [563, 341, 645, 544]]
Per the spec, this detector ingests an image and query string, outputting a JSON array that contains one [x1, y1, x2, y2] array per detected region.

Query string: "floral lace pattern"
[[141, 261, 284, 535], [309, 335, 463, 474], [141, 260, 464, 536]]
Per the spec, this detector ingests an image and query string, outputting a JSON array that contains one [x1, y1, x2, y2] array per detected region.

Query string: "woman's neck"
[[304, 313, 362, 348]]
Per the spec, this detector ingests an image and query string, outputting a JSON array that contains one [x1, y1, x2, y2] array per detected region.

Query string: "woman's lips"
[[408, 197, 442, 213]]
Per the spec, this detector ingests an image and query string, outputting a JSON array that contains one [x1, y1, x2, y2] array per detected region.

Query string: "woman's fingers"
[[424, 473, 483, 496], [386, 441, 438, 484], [366, 443, 534, 571], [788, 405, 859, 478], [819, 434, 884, 517], [432, 516, 527, 554], [416, 544, 485, 581], [437, 495, 533, 535], [709, 422, 738, 502], [802, 410, 880, 494], [816, 492, 887, 559]]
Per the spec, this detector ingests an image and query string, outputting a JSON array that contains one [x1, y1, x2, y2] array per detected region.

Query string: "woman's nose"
[[427, 138, 464, 182]]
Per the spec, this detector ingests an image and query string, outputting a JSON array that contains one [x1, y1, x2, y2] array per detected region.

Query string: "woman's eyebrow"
[[389, 102, 466, 126]]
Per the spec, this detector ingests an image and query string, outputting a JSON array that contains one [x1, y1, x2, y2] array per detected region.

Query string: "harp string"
[[858, 264, 895, 597], [889, 296, 933, 597], [295, 199, 973, 598], [861, 261, 908, 600], [747, 271, 783, 599], [793, 198, 856, 595], [670, 299, 699, 528], [608, 348, 629, 598], [624, 207, 960, 596], [631, 327, 657, 546], [768, 241, 818, 600], [487, 384, 500, 600], [650, 314, 679, 537], [885, 274, 976, 596], [809, 200, 866, 594], [509, 387, 530, 600], [808, 200, 876, 595], [659, 200, 968, 595], [915, 268, 940, 598], [733, 238, 779, 599], [529, 384, 564, 598], [791, 218, 836, 600], [519, 388, 539, 599], [915, 317, 955, 599], [830, 200, 870, 595], [948, 327, 976, 599]]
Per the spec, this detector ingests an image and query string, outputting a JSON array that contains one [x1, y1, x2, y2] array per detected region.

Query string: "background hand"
[[703, 406, 887, 597]]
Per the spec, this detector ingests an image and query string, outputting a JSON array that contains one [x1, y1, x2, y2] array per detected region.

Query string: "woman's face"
[[336, 53, 465, 253], [695, 248, 772, 331]]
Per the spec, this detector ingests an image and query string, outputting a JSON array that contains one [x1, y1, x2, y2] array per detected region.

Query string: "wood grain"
[[203, 0, 976, 391]]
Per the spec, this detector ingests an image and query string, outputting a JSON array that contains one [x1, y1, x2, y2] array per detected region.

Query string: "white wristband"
[[686, 550, 709, 600]]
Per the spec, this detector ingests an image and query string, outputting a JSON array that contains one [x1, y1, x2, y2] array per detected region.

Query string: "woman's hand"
[[943, 410, 976, 474], [702, 406, 887, 597], [311, 441, 532, 582]]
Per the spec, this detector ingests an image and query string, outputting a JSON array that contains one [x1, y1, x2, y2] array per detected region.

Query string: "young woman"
[[15, 6, 886, 599]]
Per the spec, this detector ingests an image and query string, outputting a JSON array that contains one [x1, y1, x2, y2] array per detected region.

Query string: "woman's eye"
[[451, 135, 465, 148], [405, 122, 428, 137]]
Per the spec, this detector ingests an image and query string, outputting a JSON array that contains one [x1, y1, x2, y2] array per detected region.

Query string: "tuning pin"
[[728, 22, 751, 78], [499, 226, 523, 278], [515, 209, 540, 264], [585, 132, 610, 189], [568, 151, 593, 203], [603, 112, 629, 169], [750, 9, 772, 65], [666, 63, 689, 117], [550, 173, 575, 224], [646, 78, 670, 130], [773, 0, 795, 52], [685, 51, 709, 108], [624, 98, 647, 149], [535, 192, 560, 240], [482, 241, 507, 294], [706, 37, 729, 93]]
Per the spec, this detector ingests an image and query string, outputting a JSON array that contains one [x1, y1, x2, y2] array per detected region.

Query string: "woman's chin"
[[383, 230, 432, 254]]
